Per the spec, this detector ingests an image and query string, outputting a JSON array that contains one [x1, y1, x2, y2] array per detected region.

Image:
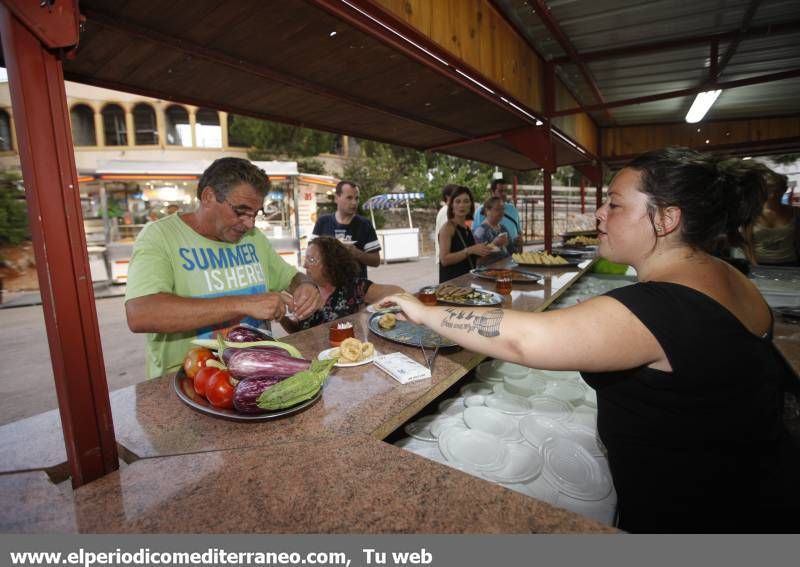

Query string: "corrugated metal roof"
[[494, 0, 800, 126]]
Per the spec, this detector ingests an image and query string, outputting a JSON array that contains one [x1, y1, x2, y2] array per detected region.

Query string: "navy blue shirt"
[[312, 214, 381, 278]]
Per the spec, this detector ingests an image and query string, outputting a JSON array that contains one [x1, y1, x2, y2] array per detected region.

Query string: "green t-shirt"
[[124, 215, 297, 379]]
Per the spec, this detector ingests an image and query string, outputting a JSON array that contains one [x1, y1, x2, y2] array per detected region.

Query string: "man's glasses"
[[221, 198, 263, 221]]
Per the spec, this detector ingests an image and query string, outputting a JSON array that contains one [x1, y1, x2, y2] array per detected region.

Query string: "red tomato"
[[193, 366, 218, 397], [205, 370, 235, 409], [183, 347, 214, 379]]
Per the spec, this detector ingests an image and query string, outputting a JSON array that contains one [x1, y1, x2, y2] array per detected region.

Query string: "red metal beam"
[[0, 0, 79, 49], [552, 68, 800, 116], [532, 0, 613, 121], [0, 2, 117, 487], [551, 20, 800, 64], [715, 0, 763, 79]]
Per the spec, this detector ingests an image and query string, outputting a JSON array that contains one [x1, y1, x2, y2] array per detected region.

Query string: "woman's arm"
[[381, 292, 667, 373]]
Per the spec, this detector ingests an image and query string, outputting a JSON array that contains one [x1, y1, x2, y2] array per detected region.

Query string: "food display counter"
[[0, 258, 619, 533], [0, 260, 626, 533]]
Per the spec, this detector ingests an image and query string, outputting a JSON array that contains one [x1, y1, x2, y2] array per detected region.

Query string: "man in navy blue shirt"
[[311, 180, 381, 278]]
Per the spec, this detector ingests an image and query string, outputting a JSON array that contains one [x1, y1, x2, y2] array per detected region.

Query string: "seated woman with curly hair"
[[279, 236, 404, 333]]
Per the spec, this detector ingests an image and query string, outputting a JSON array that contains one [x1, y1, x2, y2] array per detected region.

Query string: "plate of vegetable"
[[434, 284, 504, 306], [174, 329, 336, 421], [469, 267, 542, 283]]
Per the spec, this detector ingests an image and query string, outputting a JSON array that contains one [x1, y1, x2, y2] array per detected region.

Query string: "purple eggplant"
[[233, 376, 286, 414], [226, 325, 274, 343], [224, 346, 311, 381]]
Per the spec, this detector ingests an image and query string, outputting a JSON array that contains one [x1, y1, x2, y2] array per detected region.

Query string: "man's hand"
[[246, 292, 291, 321], [292, 281, 322, 320]]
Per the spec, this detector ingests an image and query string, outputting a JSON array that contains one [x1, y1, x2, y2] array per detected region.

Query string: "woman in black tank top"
[[383, 149, 800, 532], [437, 186, 492, 283]]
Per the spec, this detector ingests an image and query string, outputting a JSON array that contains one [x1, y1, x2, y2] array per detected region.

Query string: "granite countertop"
[[2, 436, 615, 534]]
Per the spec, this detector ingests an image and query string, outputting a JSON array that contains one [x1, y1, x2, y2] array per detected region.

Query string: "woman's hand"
[[493, 233, 509, 247], [469, 243, 494, 257], [378, 292, 426, 324]]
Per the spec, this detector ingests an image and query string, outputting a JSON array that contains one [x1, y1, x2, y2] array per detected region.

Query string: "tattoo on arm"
[[440, 308, 504, 337]]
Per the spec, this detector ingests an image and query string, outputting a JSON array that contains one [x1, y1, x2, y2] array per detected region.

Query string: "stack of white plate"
[[438, 397, 466, 416], [519, 414, 570, 447], [483, 443, 543, 484], [463, 406, 522, 442], [485, 392, 535, 415], [476, 360, 530, 383], [541, 437, 612, 501], [438, 428, 508, 473], [527, 395, 574, 421], [543, 380, 587, 405], [504, 374, 547, 397]]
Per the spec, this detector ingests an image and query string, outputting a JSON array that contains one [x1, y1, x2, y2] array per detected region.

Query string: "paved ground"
[[0, 256, 440, 425]]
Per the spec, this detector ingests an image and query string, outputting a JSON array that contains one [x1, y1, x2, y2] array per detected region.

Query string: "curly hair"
[[308, 236, 360, 288]]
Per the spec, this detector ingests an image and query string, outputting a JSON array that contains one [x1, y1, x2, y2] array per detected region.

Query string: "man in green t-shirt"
[[125, 158, 322, 378]]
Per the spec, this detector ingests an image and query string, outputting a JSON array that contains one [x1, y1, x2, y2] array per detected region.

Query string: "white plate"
[[403, 415, 438, 442], [438, 428, 508, 472], [583, 388, 598, 408], [438, 397, 466, 416], [460, 382, 494, 396], [318, 346, 378, 367], [484, 442, 543, 484], [530, 368, 582, 382], [528, 395, 574, 422], [544, 381, 587, 404], [541, 437, 612, 501], [565, 424, 605, 457], [463, 406, 519, 441], [504, 374, 547, 397], [430, 416, 466, 439], [519, 414, 570, 447], [464, 394, 486, 408], [492, 383, 514, 397], [475, 361, 504, 383], [490, 360, 530, 378], [485, 393, 535, 415]]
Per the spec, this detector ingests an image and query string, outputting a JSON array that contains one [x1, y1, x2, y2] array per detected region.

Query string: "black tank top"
[[439, 223, 476, 283], [582, 282, 800, 533]]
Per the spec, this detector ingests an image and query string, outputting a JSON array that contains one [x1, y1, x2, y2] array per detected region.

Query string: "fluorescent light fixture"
[[685, 90, 721, 123]]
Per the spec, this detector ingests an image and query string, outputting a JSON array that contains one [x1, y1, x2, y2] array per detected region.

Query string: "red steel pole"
[[0, 3, 118, 487]]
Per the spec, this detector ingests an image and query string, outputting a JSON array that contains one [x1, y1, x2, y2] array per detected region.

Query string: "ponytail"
[[626, 148, 768, 254]]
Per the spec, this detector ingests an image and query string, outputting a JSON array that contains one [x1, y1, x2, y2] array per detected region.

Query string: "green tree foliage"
[[0, 170, 29, 245], [342, 140, 494, 210], [228, 115, 337, 159]]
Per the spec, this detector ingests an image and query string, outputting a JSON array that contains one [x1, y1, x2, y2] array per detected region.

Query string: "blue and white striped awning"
[[362, 192, 424, 210]]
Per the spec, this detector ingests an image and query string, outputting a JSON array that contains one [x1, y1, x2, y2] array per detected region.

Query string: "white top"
[[434, 205, 448, 265]]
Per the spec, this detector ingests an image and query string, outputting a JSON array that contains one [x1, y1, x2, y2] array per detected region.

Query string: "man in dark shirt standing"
[[311, 180, 381, 278]]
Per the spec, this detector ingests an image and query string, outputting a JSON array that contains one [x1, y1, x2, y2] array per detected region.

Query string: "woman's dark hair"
[[447, 186, 475, 220], [625, 147, 768, 253], [308, 236, 360, 289]]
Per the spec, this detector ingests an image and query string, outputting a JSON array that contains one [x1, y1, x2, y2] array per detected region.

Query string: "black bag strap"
[[504, 212, 520, 232], [451, 222, 475, 269]]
